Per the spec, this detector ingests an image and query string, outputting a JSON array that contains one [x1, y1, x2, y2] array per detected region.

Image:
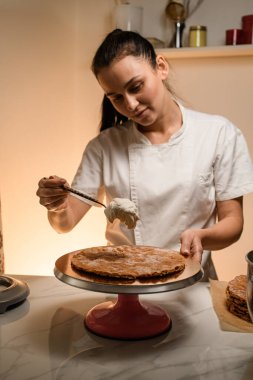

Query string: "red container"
[[226, 29, 244, 45], [242, 14, 253, 44]]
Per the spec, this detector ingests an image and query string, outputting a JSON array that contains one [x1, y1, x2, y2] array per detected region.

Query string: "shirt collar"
[[129, 100, 187, 146]]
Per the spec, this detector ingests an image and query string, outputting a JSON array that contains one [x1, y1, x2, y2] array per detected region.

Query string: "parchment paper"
[[209, 279, 253, 333]]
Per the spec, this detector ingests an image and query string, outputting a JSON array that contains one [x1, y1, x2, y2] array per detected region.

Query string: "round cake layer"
[[71, 245, 185, 279]]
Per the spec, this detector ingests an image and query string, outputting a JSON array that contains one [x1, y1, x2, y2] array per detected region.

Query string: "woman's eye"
[[130, 83, 143, 93], [109, 95, 122, 102], [111, 95, 122, 103]]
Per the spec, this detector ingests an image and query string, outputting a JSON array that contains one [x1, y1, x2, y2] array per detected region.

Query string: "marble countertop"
[[1, 274, 253, 380]]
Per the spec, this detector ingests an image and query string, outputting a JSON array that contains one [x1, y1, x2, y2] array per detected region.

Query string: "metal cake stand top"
[[54, 250, 204, 294]]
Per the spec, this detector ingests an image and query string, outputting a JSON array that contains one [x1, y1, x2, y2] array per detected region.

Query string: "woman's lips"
[[134, 108, 148, 118]]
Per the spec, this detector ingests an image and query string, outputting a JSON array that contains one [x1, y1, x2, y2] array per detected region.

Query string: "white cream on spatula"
[[104, 198, 139, 229]]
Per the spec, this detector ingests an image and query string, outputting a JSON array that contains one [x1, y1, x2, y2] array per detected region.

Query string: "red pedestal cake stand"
[[54, 250, 203, 340]]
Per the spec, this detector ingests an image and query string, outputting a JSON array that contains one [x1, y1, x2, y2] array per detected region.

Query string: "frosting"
[[104, 198, 139, 229]]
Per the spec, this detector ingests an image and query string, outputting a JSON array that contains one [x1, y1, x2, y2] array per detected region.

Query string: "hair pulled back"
[[91, 29, 157, 131]]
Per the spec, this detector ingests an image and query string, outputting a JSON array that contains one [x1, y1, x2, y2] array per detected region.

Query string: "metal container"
[[189, 25, 207, 47], [246, 250, 253, 322]]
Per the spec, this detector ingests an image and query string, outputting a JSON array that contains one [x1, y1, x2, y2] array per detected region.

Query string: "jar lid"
[[189, 25, 207, 31]]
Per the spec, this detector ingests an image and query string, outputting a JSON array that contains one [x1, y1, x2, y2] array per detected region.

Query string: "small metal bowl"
[[246, 251, 253, 322]]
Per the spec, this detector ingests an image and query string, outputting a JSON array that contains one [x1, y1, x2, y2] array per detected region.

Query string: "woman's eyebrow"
[[106, 76, 141, 97]]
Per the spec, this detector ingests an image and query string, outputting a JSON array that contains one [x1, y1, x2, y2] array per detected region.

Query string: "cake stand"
[[54, 250, 203, 340]]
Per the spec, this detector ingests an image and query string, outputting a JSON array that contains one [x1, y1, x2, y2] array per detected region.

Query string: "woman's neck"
[[137, 97, 182, 144]]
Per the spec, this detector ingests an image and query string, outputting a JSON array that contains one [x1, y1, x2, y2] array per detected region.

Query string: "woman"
[[36, 29, 253, 279]]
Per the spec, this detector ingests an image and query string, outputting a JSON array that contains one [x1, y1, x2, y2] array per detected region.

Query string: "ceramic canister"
[[242, 14, 253, 44]]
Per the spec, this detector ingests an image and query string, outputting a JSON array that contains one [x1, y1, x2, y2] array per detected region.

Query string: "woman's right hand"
[[36, 175, 69, 212]]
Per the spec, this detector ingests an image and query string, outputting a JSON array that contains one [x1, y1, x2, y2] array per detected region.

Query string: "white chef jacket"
[[72, 104, 253, 278]]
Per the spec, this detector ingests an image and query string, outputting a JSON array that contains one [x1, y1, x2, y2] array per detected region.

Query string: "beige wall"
[[168, 56, 253, 280], [0, 0, 252, 279], [0, 0, 113, 275]]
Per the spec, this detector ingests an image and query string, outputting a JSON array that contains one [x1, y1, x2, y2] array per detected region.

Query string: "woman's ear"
[[156, 55, 169, 80]]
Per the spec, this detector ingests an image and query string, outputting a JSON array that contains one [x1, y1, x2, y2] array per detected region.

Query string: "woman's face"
[[97, 55, 169, 128]]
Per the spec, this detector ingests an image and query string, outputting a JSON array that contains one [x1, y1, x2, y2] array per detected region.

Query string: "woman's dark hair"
[[91, 29, 158, 132]]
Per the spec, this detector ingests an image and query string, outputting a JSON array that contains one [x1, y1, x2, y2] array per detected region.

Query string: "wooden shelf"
[[156, 45, 253, 59]]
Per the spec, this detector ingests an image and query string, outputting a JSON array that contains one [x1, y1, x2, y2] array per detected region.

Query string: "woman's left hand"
[[180, 229, 203, 263]]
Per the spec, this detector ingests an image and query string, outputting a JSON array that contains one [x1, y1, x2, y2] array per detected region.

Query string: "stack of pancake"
[[226, 275, 252, 323]]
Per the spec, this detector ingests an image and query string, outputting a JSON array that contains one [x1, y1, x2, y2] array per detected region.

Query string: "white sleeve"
[[71, 138, 105, 205], [214, 121, 253, 201]]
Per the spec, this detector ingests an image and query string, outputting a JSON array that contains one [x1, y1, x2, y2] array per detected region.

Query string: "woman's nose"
[[125, 94, 138, 112]]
